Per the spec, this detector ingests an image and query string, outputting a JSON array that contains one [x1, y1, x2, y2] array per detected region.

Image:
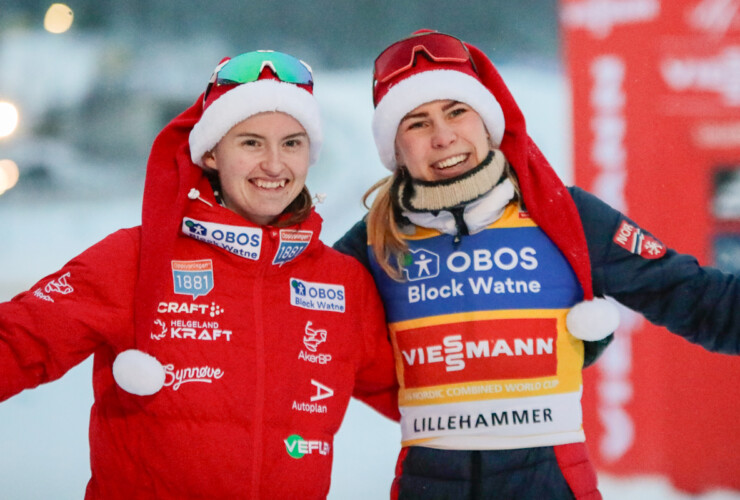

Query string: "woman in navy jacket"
[[334, 30, 739, 499]]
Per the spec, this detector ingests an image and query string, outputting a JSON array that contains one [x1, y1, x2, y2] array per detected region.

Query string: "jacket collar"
[[402, 177, 515, 236]]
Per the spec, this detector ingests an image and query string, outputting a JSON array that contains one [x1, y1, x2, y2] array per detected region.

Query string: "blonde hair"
[[365, 163, 521, 281]]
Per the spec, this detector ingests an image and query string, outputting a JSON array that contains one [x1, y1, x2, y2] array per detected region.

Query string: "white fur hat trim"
[[112, 349, 166, 396], [189, 79, 322, 167], [372, 69, 505, 171], [566, 298, 620, 342]]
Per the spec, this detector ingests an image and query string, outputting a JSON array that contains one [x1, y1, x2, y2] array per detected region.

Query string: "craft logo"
[[402, 248, 440, 282], [612, 220, 666, 259], [273, 230, 312, 266], [182, 217, 262, 260], [162, 363, 224, 391], [172, 260, 214, 299], [290, 278, 346, 313], [396, 318, 558, 388], [157, 301, 224, 317], [298, 321, 332, 365], [560, 0, 659, 38], [34, 272, 75, 302], [284, 434, 330, 459], [660, 47, 740, 106]]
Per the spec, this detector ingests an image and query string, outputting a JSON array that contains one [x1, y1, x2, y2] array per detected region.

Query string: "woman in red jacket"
[[0, 50, 398, 499]]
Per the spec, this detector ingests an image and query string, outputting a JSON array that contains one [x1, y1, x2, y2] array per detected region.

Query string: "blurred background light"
[[44, 3, 74, 34], [0, 102, 19, 138], [0, 159, 20, 195]]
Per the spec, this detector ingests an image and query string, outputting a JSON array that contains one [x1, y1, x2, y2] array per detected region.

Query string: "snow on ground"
[[0, 67, 737, 499]]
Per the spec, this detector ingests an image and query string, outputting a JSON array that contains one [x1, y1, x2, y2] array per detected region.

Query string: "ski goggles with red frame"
[[373, 32, 476, 87], [203, 50, 314, 104]]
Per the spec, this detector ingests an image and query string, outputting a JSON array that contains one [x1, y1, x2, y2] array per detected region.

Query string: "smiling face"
[[202, 111, 310, 226], [394, 99, 491, 182]]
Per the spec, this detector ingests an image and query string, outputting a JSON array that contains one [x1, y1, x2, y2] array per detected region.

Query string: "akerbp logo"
[[284, 434, 330, 459], [290, 278, 345, 313], [402, 248, 440, 282], [303, 321, 327, 352]]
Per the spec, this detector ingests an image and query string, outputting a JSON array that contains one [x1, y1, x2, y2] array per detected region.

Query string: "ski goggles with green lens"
[[204, 50, 314, 103]]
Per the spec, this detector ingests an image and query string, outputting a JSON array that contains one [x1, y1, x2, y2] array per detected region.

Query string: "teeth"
[[435, 154, 467, 169], [254, 179, 286, 189]]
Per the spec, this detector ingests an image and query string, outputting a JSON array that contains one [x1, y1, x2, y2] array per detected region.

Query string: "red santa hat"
[[189, 52, 322, 167], [371, 31, 619, 342]]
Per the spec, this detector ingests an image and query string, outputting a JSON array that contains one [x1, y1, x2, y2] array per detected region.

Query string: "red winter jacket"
[[1, 93, 399, 498], [0, 199, 398, 499]]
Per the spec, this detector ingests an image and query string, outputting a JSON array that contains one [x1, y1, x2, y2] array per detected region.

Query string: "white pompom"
[[566, 298, 620, 341], [112, 349, 166, 396]]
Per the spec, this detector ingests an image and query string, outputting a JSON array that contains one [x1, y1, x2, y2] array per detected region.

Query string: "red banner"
[[560, 0, 740, 493]]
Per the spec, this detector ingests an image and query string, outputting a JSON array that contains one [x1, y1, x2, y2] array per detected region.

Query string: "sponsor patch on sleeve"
[[289, 278, 345, 313], [273, 230, 313, 265], [612, 220, 666, 259]]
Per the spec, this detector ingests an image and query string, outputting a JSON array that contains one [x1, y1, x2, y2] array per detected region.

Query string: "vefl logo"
[[284, 434, 330, 459], [172, 260, 214, 299], [402, 248, 440, 282]]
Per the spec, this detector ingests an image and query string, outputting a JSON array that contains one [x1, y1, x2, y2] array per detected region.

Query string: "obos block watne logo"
[[290, 278, 345, 313], [172, 260, 214, 299], [273, 230, 313, 265], [402, 248, 440, 282]]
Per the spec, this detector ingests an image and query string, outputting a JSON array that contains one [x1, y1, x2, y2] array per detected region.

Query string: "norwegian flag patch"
[[612, 220, 666, 259]]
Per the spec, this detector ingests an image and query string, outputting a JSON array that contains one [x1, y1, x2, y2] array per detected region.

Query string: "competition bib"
[[369, 204, 587, 447]]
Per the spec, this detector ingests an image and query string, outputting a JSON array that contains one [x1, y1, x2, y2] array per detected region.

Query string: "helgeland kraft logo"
[[284, 434, 330, 459]]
